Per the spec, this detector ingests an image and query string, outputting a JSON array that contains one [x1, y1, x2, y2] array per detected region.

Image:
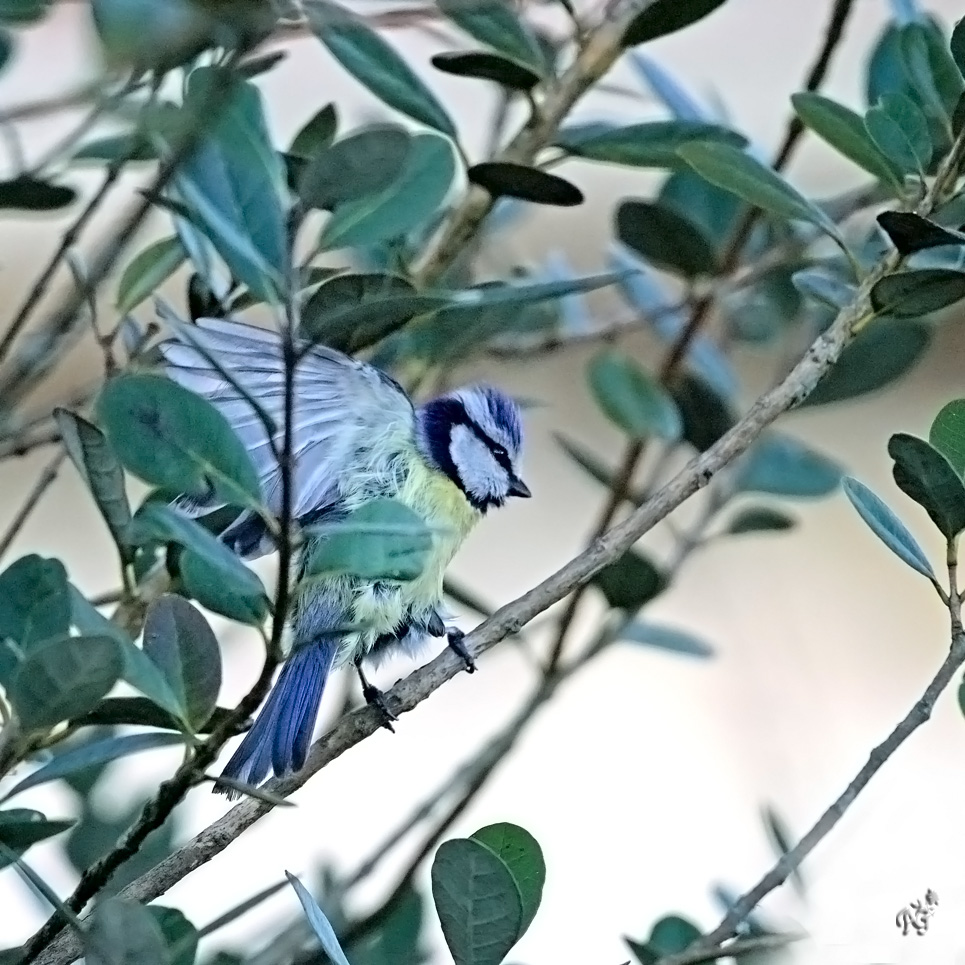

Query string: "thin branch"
[[0, 449, 66, 561], [654, 932, 803, 965]]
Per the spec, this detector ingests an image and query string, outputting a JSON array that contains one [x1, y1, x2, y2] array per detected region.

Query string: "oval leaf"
[[470, 823, 545, 935], [285, 872, 352, 965], [290, 103, 339, 158], [437, 0, 544, 71], [85, 898, 169, 965], [887, 432, 965, 538], [875, 211, 965, 255], [725, 506, 796, 535], [870, 268, 965, 318], [143, 595, 222, 730], [431, 838, 524, 965], [617, 621, 715, 657], [669, 372, 736, 452], [587, 350, 682, 441], [0, 176, 75, 210], [930, 399, 965, 477], [622, 0, 729, 47], [149, 907, 198, 965], [591, 548, 668, 612], [116, 236, 186, 314], [735, 433, 842, 499], [616, 199, 717, 277], [0, 810, 74, 869], [467, 162, 583, 206], [430, 50, 540, 90], [841, 476, 935, 580]]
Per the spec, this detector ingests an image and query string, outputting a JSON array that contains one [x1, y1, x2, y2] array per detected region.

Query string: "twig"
[[653, 932, 803, 965], [543, 0, 859, 673], [0, 449, 66, 561], [0, 82, 107, 125]]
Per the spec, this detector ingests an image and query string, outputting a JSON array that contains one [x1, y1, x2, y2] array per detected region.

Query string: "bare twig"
[[0, 449, 66, 561], [653, 932, 803, 965]]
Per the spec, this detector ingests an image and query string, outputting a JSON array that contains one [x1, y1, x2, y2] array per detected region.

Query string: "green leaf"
[[587, 350, 682, 441], [735, 433, 842, 499], [617, 621, 714, 657], [9, 635, 124, 733], [930, 399, 965, 477], [0, 554, 71, 685], [173, 66, 287, 303], [865, 92, 931, 175], [627, 915, 702, 965], [876, 210, 965, 254], [842, 476, 935, 580], [290, 103, 338, 158], [286, 872, 353, 965], [899, 22, 958, 125], [870, 268, 965, 318], [555, 434, 624, 495], [1, 733, 186, 802], [344, 885, 426, 965], [622, 0, 729, 47], [53, 408, 132, 555], [791, 92, 902, 189], [70, 696, 235, 733], [555, 120, 746, 169], [301, 273, 449, 353], [761, 805, 805, 898], [887, 433, 965, 539], [791, 268, 856, 310], [97, 372, 261, 508], [800, 318, 931, 407], [321, 132, 456, 250], [127, 502, 269, 625], [0, 810, 74, 869], [616, 199, 717, 277], [437, 0, 544, 71], [0, 28, 11, 72], [306, 0, 456, 137], [115, 236, 185, 314], [467, 162, 583, 206], [143, 594, 222, 731], [470, 823, 545, 935], [668, 372, 736, 451], [0, 0, 50, 26], [591, 549, 667, 612], [430, 51, 540, 91], [431, 838, 524, 965], [659, 167, 742, 248], [725, 506, 796, 535], [306, 498, 433, 582], [0, 176, 75, 210], [73, 131, 159, 164], [298, 125, 411, 211], [149, 907, 198, 965], [85, 897, 169, 965]]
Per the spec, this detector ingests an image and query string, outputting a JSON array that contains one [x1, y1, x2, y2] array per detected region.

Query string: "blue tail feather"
[[217, 640, 337, 795]]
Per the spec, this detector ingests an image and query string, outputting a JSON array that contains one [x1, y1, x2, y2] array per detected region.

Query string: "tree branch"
[[0, 449, 66, 561]]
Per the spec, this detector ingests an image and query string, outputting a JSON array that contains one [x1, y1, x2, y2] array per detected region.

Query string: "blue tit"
[[157, 315, 530, 792]]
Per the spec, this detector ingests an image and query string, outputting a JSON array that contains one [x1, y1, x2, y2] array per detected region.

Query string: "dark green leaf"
[[0, 810, 74, 869], [345, 885, 425, 965], [115, 236, 185, 314], [97, 372, 261, 508], [615, 199, 717, 277], [617, 622, 714, 657], [128, 502, 269, 625], [678, 141, 841, 241], [0, 554, 71, 685], [627, 915, 702, 965], [298, 125, 411, 211], [306, 498, 433, 581], [735, 433, 842, 499], [85, 897, 169, 965], [470, 823, 545, 935], [870, 268, 965, 317], [899, 22, 959, 125], [0, 176, 75, 210], [842, 476, 935, 580], [790, 92, 901, 188], [659, 167, 742, 248], [865, 98, 929, 176], [587, 350, 682, 441], [53, 408, 132, 554], [800, 319, 931, 407], [622, 0, 729, 48], [73, 132, 158, 164], [321, 132, 456, 249], [555, 120, 746, 170], [0, 0, 50, 25], [467, 162, 583, 206], [431, 838, 524, 965], [887, 433, 965, 538], [0, 28, 11, 72], [286, 873, 352, 965], [9, 635, 123, 733], [430, 50, 540, 91], [290, 103, 338, 158], [173, 66, 287, 303], [437, 0, 544, 71], [143, 595, 222, 731], [70, 696, 235, 733], [725, 506, 796, 535], [301, 273, 449, 352], [876, 210, 965, 254], [591, 549, 667, 612], [930, 399, 965, 477], [762, 805, 805, 897], [668, 372, 736, 451], [307, 0, 456, 136], [1, 733, 186, 802], [150, 907, 198, 965]]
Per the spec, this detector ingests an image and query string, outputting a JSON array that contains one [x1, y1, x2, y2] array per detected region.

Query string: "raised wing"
[[157, 311, 415, 538]]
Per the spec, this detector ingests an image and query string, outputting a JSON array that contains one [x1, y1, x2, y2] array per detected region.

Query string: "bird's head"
[[419, 385, 530, 512]]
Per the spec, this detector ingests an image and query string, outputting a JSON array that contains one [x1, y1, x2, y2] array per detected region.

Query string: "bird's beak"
[[508, 475, 532, 498]]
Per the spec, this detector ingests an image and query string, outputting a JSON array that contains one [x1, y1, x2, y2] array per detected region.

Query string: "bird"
[[156, 312, 530, 792]]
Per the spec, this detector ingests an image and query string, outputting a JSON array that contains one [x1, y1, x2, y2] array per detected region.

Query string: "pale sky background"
[[3, 2, 965, 964]]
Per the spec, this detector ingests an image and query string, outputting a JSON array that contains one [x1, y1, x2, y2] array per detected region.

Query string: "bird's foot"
[[361, 682, 398, 733], [447, 627, 476, 673]]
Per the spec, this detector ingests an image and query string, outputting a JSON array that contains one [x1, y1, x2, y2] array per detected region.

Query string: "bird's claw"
[[447, 627, 476, 673], [362, 682, 398, 732]]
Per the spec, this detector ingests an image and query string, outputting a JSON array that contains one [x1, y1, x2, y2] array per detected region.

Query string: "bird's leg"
[[355, 658, 397, 732], [446, 627, 476, 674]]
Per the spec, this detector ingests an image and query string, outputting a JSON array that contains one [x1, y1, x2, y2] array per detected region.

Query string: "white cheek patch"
[[450, 425, 509, 501]]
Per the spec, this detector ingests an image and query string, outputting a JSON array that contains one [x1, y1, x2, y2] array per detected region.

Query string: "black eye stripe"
[[464, 420, 513, 473]]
